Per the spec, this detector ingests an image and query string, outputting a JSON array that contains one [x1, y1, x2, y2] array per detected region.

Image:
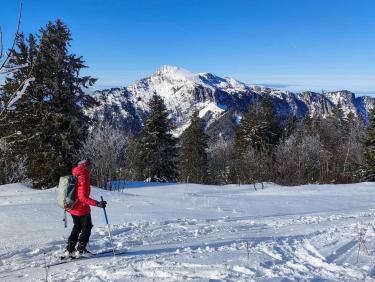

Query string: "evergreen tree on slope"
[[232, 96, 280, 183], [234, 96, 279, 156], [138, 94, 178, 181], [331, 100, 345, 122], [0, 20, 97, 188], [362, 107, 375, 177], [179, 111, 208, 183]]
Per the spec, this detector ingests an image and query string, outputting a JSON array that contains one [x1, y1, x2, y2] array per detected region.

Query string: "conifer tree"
[[179, 111, 208, 183], [232, 96, 280, 183], [362, 107, 375, 177], [234, 96, 280, 156], [283, 114, 298, 139], [234, 103, 258, 158], [136, 94, 178, 181], [123, 136, 144, 180], [330, 101, 348, 138], [331, 100, 345, 124], [0, 20, 97, 188]]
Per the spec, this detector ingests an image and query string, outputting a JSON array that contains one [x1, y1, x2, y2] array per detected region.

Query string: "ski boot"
[[76, 242, 93, 258], [61, 242, 76, 260]]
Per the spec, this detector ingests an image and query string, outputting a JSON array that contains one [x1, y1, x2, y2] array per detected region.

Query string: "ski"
[[47, 249, 127, 267]]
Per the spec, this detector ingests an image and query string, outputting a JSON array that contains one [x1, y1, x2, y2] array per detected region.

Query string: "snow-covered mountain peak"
[[154, 65, 198, 83], [223, 77, 248, 91], [151, 66, 249, 93], [92, 65, 375, 138], [325, 90, 355, 102], [198, 72, 249, 93]]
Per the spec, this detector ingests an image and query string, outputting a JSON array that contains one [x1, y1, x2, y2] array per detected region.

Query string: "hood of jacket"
[[72, 163, 90, 176]]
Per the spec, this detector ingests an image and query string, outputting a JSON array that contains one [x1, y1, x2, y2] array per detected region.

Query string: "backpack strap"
[[64, 198, 78, 212], [63, 210, 67, 228], [63, 175, 80, 212]]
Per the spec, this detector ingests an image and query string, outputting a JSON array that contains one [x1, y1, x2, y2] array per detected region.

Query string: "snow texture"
[[2, 182, 375, 281]]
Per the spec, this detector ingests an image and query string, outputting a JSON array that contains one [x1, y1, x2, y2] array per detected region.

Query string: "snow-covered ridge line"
[[90, 65, 375, 135]]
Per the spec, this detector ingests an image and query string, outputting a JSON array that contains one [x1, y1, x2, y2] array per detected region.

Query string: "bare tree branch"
[[0, 0, 23, 72], [0, 74, 35, 122], [0, 25, 3, 59], [80, 123, 128, 189], [0, 1, 37, 140], [0, 139, 29, 184], [0, 63, 28, 75], [6, 76, 35, 109]]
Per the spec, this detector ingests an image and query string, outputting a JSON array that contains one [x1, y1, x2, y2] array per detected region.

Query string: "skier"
[[64, 159, 107, 258]]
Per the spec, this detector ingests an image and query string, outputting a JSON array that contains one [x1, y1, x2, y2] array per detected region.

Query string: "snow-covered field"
[[2, 182, 375, 281]]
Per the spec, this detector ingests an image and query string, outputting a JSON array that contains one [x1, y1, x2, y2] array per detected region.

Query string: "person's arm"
[[77, 175, 98, 206]]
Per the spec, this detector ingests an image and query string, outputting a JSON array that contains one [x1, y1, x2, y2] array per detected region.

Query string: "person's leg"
[[66, 215, 83, 252], [77, 214, 93, 252]]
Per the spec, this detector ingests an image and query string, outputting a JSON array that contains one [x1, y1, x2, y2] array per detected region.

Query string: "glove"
[[97, 200, 107, 208]]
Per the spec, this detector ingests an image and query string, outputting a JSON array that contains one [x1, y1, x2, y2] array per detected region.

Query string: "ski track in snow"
[[2, 183, 375, 281]]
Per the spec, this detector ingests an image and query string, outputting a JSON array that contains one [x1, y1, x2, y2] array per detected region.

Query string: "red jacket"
[[69, 163, 98, 216]]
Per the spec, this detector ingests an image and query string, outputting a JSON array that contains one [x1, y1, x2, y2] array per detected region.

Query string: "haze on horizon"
[[1, 0, 374, 95]]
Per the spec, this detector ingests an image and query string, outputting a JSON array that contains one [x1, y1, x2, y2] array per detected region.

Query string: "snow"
[[3, 182, 375, 281], [0, 64, 29, 75], [92, 66, 375, 139], [6, 77, 35, 109], [234, 114, 242, 125], [155, 65, 199, 84], [198, 101, 225, 118]]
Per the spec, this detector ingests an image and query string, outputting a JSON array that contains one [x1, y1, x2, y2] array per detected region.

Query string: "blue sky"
[[1, 0, 374, 94]]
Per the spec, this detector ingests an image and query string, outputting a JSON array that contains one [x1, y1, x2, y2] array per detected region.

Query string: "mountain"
[[90, 65, 375, 141]]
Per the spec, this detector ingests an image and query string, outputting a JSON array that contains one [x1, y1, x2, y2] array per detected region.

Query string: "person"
[[65, 159, 107, 257]]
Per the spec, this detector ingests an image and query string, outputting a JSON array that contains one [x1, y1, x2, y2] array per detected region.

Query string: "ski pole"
[[101, 196, 116, 257]]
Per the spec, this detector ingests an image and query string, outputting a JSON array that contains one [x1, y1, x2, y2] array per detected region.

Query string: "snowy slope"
[[90, 65, 375, 136], [2, 182, 375, 281]]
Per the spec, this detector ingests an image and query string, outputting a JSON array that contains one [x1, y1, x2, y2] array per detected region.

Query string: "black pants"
[[67, 214, 93, 252]]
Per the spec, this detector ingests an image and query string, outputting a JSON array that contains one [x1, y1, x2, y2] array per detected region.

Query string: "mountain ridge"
[[89, 65, 375, 137]]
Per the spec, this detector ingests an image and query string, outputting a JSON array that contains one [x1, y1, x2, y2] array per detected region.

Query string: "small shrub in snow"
[[0, 140, 28, 184], [79, 122, 127, 189]]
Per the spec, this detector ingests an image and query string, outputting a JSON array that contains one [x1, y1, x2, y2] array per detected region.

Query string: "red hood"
[[69, 162, 96, 216], [72, 164, 90, 176]]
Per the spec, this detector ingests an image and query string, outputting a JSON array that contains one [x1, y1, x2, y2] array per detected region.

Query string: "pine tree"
[[362, 107, 375, 177], [123, 136, 144, 180], [330, 100, 348, 137], [231, 96, 280, 183], [137, 94, 178, 181], [283, 114, 298, 139], [234, 96, 280, 156], [234, 103, 258, 158], [346, 111, 355, 126], [331, 100, 345, 124], [179, 111, 208, 183], [0, 20, 97, 188]]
